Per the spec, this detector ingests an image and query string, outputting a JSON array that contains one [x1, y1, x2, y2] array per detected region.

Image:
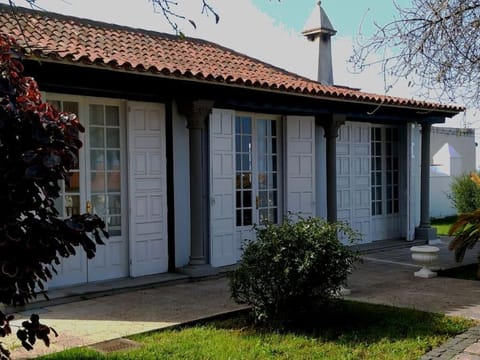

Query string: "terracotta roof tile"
[[0, 5, 464, 114]]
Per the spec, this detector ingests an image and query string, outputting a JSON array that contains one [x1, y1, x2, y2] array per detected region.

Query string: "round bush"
[[229, 216, 360, 325], [450, 172, 480, 214]]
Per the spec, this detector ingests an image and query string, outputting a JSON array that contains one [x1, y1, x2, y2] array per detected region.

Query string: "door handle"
[[86, 201, 92, 214]]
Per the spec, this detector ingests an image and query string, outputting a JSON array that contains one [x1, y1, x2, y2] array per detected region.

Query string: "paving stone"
[[465, 342, 480, 355]]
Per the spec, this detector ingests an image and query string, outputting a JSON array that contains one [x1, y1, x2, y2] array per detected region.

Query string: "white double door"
[[47, 97, 168, 288]]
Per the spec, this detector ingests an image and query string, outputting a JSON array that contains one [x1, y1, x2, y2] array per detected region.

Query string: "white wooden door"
[[285, 116, 316, 217], [210, 109, 237, 267], [337, 122, 371, 244], [128, 102, 168, 277]]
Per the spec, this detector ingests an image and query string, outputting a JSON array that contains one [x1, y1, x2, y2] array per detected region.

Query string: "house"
[[430, 127, 476, 219], [0, 3, 464, 288]]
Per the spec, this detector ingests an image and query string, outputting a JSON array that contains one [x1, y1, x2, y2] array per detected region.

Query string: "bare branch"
[[350, 0, 480, 108], [148, 0, 219, 34]]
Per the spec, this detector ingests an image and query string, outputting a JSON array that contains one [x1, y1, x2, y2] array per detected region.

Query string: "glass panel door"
[[87, 103, 127, 282], [89, 105, 122, 236], [371, 127, 399, 217], [235, 115, 280, 227], [49, 99, 87, 287]]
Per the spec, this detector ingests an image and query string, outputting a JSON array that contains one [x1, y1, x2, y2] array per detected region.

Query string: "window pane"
[[242, 155, 250, 171], [67, 172, 80, 191], [242, 174, 252, 189], [91, 150, 105, 170], [243, 209, 252, 226], [107, 173, 121, 192], [90, 105, 104, 125], [108, 195, 121, 214], [235, 135, 241, 153], [243, 191, 252, 208], [91, 172, 106, 192], [106, 106, 119, 126], [236, 210, 242, 226], [269, 191, 278, 206], [242, 118, 251, 133], [91, 194, 106, 216], [271, 121, 276, 137], [48, 100, 61, 111], [106, 128, 120, 148], [258, 172, 267, 189], [242, 136, 251, 153], [236, 191, 241, 208], [107, 150, 121, 170], [63, 101, 79, 114], [90, 127, 105, 148], [65, 195, 80, 216], [259, 191, 268, 207]]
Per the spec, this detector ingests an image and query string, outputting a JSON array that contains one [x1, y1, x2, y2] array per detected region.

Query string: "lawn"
[[431, 215, 457, 236], [39, 301, 475, 360]]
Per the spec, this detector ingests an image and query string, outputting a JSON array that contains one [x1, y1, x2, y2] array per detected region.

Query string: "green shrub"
[[449, 172, 480, 213], [229, 216, 360, 326]]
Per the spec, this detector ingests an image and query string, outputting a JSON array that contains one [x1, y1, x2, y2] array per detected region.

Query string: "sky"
[[0, 0, 472, 130]]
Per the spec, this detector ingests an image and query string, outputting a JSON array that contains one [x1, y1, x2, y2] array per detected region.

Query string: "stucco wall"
[[430, 126, 476, 219]]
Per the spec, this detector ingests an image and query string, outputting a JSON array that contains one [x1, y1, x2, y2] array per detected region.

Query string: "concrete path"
[[5, 236, 480, 359]]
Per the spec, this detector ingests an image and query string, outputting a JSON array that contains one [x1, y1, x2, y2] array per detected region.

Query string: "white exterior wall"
[[172, 101, 191, 268], [407, 123, 422, 240], [429, 126, 476, 219]]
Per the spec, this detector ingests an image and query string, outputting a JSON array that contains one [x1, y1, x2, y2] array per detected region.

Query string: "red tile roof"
[[0, 5, 464, 114]]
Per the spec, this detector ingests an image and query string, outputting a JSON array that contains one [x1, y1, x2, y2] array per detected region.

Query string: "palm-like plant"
[[449, 173, 480, 278]]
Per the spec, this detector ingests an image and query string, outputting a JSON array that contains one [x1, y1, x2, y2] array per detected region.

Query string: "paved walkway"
[[5, 236, 480, 359]]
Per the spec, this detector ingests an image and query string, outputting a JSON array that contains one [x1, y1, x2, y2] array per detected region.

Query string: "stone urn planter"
[[410, 245, 440, 278]]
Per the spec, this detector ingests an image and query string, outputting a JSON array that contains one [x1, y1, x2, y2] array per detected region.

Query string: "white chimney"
[[302, 1, 336, 85]]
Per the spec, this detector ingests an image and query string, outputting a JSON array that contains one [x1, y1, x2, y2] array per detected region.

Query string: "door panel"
[[128, 102, 168, 277], [87, 103, 128, 281], [337, 122, 371, 244], [285, 116, 315, 217], [210, 109, 237, 267]]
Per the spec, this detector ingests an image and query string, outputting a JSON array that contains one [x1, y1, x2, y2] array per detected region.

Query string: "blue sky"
[[251, 0, 412, 35]]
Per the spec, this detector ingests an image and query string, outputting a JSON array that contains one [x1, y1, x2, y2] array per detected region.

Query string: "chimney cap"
[[301, 1, 337, 37]]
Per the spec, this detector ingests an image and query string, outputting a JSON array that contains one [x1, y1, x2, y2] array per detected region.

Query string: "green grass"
[[39, 301, 475, 360], [431, 215, 458, 236]]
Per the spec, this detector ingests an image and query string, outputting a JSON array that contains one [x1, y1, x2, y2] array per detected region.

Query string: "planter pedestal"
[[410, 245, 440, 278]]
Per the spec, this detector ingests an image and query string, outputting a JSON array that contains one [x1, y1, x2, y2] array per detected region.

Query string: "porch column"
[[322, 116, 344, 222], [178, 100, 218, 276], [415, 122, 438, 243]]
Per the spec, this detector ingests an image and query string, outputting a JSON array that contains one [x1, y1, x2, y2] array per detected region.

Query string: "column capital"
[[318, 115, 345, 139], [177, 100, 214, 129]]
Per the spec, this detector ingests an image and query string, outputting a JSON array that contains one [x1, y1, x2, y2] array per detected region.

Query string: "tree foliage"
[[351, 0, 480, 107], [449, 173, 480, 277], [0, 33, 107, 307]]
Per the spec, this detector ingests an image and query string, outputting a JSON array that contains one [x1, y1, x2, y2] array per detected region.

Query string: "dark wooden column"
[[415, 122, 438, 243], [177, 100, 218, 276], [322, 115, 344, 222]]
